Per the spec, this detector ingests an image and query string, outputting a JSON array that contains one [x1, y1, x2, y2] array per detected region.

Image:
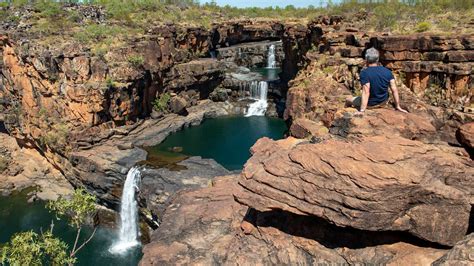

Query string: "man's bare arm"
[[389, 79, 408, 113], [360, 83, 370, 112]]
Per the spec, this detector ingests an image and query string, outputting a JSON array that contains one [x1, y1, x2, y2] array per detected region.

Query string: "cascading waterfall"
[[245, 81, 268, 117], [109, 166, 141, 254], [266, 44, 276, 69]]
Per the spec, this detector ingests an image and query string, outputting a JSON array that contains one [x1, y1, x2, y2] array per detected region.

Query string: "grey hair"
[[365, 48, 380, 63]]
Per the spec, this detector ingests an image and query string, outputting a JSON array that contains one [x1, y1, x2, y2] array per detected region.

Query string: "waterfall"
[[109, 166, 141, 254], [266, 44, 276, 69], [245, 81, 268, 117]]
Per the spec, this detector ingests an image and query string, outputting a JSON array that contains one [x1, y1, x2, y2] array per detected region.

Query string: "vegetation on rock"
[[153, 92, 171, 112], [128, 54, 145, 68], [0, 155, 8, 173], [0, 188, 97, 265], [39, 123, 69, 152], [1, 0, 472, 49]]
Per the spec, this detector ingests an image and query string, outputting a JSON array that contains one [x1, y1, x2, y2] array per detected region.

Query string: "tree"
[[1, 230, 75, 265], [0, 188, 97, 265], [47, 188, 97, 260]]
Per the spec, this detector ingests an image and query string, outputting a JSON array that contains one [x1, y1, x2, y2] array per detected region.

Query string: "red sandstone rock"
[[457, 122, 474, 157], [140, 175, 448, 265], [289, 118, 329, 139], [433, 234, 474, 265], [236, 136, 473, 246], [330, 108, 438, 142]]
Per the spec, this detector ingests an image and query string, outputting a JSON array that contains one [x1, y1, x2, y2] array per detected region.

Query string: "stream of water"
[[109, 167, 141, 254], [245, 81, 269, 117], [267, 44, 277, 68]]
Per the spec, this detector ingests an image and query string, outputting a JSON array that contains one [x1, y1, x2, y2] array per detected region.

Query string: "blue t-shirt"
[[360, 66, 393, 106]]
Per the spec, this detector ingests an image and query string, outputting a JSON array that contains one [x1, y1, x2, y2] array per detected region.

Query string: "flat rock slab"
[[140, 156, 230, 216], [236, 136, 473, 246]]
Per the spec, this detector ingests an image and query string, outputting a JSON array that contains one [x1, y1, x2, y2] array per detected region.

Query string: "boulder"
[[456, 122, 474, 156], [169, 96, 187, 114], [330, 108, 438, 142], [289, 118, 329, 139], [140, 175, 448, 265], [433, 234, 474, 265], [236, 136, 473, 246]]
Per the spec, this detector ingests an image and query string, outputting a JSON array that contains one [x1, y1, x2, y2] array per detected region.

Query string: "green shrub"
[[127, 55, 144, 67], [0, 155, 9, 172], [34, 0, 63, 18], [74, 24, 121, 44], [416, 21, 431, 32], [105, 77, 117, 88], [39, 123, 69, 150], [438, 18, 453, 31], [153, 92, 171, 112]]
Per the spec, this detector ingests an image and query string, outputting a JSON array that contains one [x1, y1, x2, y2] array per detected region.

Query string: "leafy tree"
[[1, 227, 74, 265], [0, 189, 97, 265], [47, 188, 97, 259]]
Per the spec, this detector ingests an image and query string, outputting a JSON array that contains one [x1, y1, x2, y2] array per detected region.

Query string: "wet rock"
[[65, 101, 234, 208], [117, 143, 134, 150], [236, 136, 473, 246], [217, 40, 284, 68], [209, 87, 230, 102]]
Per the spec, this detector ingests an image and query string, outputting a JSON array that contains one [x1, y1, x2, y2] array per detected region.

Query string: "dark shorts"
[[351, 96, 389, 110]]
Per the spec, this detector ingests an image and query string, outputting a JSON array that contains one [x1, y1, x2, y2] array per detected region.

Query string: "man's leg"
[[346, 96, 361, 110]]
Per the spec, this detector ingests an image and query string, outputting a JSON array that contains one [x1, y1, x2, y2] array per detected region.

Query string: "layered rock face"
[[280, 16, 473, 112], [217, 40, 284, 68], [211, 20, 284, 47], [236, 135, 472, 246], [141, 175, 448, 265], [0, 132, 72, 200], [0, 25, 214, 141]]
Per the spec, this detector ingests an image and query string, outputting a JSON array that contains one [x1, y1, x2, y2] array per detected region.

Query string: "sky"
[[200, 0, 341, 8]]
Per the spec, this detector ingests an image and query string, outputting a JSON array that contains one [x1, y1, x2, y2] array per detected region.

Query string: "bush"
[[416, 21, 431, 32], [127, 55, 144, 67], [153, 92, 171, 112], [39, 123, 69, 150], [74, 24, 121, 44], [34, 0, 63, 19]]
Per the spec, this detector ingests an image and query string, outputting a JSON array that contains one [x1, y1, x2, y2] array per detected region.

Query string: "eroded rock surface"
[[140, 156, 230, 217], [0, 133, 72, 200], [236, 136, 473, 246], [140, 175, 448, 265], [457, 122, 474, 157], [433, 234, 474, 265]]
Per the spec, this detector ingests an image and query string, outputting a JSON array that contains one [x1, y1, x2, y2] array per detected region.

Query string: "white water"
[[245, 81, 268, 117], [266, 44, 277, 69], [109, 167, 141, 254]]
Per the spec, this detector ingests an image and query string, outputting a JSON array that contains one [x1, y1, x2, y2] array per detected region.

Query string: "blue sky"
[[200, 0, 340, 8]]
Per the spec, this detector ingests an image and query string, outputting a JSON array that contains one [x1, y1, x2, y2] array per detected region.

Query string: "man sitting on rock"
[[346, 47, 408, 113]]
